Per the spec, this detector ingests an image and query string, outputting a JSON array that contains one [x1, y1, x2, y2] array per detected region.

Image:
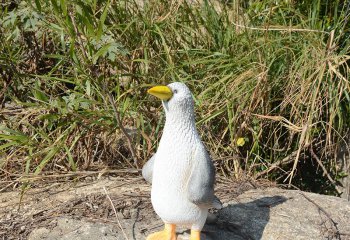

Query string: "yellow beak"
[[147, 85, 173, 100]]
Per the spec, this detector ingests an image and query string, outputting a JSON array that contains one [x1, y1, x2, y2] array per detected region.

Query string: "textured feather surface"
[[186, 144, 215, 207], [147, 82, 220, 231], [142, 154, 155, 184]]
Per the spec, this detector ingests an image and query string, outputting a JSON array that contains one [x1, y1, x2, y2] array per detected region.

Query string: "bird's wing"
[[142, 154, 155, 184], [186, 145, 218, 208]]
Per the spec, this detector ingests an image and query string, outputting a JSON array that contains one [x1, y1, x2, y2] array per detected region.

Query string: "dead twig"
[[310, 146, 342, 195], [69, 13, 88, 60], [255, 144, 309, 179], [299, 192, 341, 240], [286, 124, 308, 186], [0, 169, 141, 186], [232, 22, 329, 34], [106, 89, 140, 169], [0, 181, 15, 193], [103, 187, 129, 240]]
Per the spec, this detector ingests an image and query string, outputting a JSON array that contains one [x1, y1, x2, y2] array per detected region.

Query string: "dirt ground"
[[0, 172, 262, 239]]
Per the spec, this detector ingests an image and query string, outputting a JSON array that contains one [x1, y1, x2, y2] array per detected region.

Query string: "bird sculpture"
[[142, 82, 222, 240]]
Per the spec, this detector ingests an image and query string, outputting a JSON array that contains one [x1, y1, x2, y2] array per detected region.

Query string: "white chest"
[[151, 130, 204, 225]]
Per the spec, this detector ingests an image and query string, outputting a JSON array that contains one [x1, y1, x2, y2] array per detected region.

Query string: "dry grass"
[[1, 0, 350, 195]]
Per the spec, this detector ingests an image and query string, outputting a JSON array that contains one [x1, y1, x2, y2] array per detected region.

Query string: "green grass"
[[1, 0, 350, 195]]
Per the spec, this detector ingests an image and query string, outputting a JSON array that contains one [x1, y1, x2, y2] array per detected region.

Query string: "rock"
[[28, 217, 120, 240], [27, 188, 350, 240], [27, 228, 50, 239], [200, 188, 350, 240]]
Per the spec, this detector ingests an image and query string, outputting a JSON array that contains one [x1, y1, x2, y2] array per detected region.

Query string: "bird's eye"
[[173, 89, 178, 94]]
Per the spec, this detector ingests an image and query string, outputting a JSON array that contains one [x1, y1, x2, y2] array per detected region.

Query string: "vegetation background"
[[1, 0, 350, 197]]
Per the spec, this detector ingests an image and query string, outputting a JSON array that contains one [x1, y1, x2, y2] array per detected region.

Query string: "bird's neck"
[[162, 100, 198, 137], [164, 112, 196, 132], [165, 114, 196, 127]]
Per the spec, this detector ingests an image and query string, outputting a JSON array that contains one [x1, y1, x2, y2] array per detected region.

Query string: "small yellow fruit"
[[236, 137, 245, 147]]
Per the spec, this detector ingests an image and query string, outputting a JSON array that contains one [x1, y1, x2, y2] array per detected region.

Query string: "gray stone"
[[27, 188, 350, 240], [202, 188, 350, 240], [28, 217, 120, 240]]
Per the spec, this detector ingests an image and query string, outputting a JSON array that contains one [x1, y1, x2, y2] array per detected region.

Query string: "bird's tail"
[[212, 195, 222, 210]]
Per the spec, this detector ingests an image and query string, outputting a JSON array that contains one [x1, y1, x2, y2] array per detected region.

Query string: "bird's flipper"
[[142, 154, 156, 184], [186, 145, 217, 207]]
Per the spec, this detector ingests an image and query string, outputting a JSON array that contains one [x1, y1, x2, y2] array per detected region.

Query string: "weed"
[[0, 0, 349, 195]]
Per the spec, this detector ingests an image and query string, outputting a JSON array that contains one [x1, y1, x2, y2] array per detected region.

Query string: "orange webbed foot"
[[189, 229, 201, 240], [146, 223, 177, 240]]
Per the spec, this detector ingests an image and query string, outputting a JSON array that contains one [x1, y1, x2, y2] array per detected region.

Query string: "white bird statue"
[[142, 82, 222, 240]]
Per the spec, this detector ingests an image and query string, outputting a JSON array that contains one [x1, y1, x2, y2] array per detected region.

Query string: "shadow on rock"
[[203, 195, 288, 240]]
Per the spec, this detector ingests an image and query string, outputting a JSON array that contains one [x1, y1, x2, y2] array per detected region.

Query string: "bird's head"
[[147, 82, 194, 119]]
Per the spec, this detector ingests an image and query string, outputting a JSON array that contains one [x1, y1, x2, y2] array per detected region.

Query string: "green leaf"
[[34, 0, 42, 12], [96, 0, 110, 40], [64, 145, 76, 171], [0, 141, 18, 151], [32, 89, 49, 103], [0, 134, 29, 143], [60, 0, 67, 16], [51, 0, 59, 15], [0, 125, 26, 136], [34, 147, 60, 175], [75, 4, 83, 15], [92, 43, 112, 64]]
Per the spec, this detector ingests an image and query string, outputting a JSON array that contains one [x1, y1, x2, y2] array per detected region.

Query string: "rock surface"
[[28, 188, 350, 240], [207, 188, 350, 240], [1, 177, 349, 240], [28, 218, 119, 240]]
